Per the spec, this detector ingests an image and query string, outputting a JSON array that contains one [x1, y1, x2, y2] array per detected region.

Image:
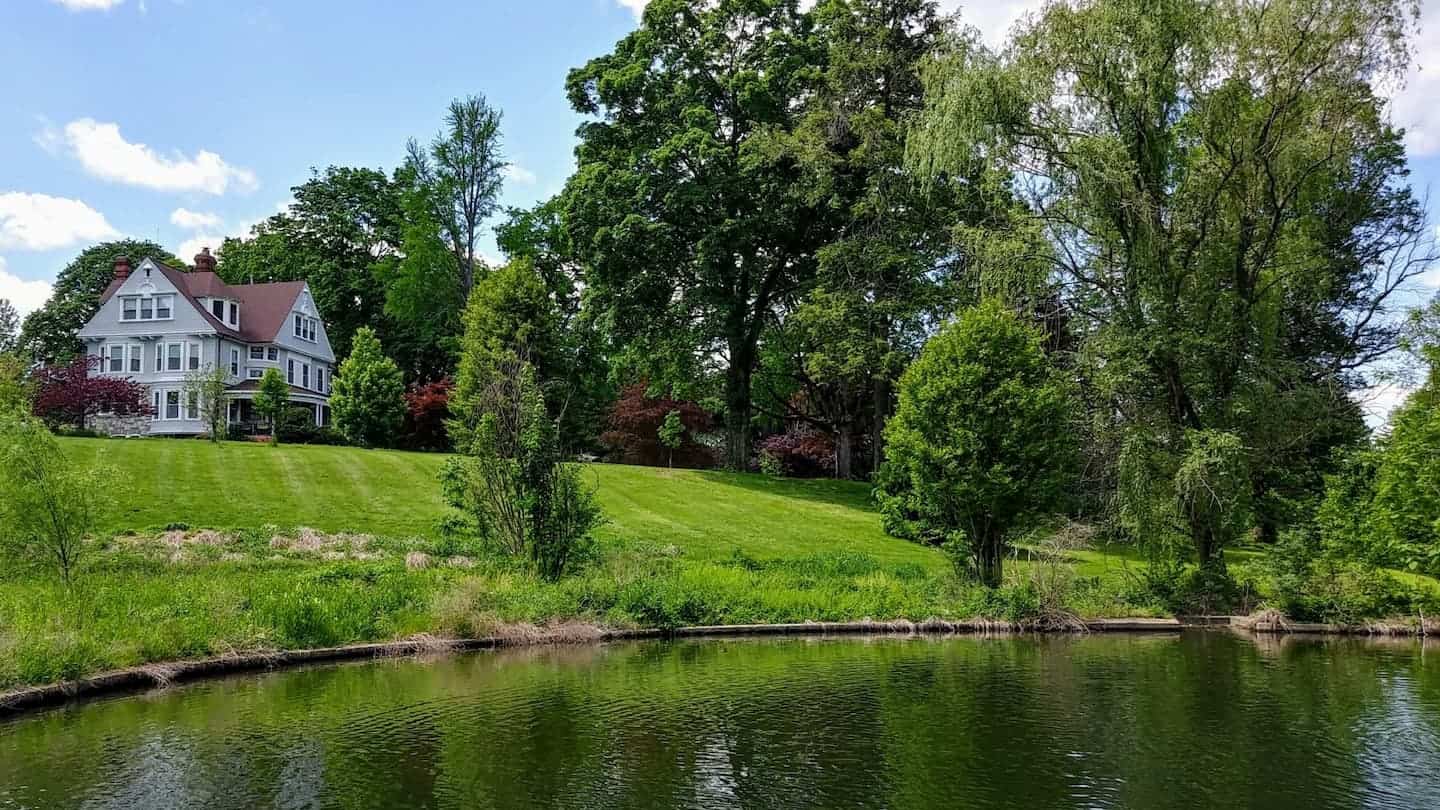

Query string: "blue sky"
[[3, 0, 1440, 418]]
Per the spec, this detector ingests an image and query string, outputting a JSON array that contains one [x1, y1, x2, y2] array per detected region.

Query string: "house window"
[[187, 342, 201, 370], [248, 368, 264, 380], [293, 315, 318, 342], [122, 298, 138, 321], [229, 302, 238, 325], [287, 359, 295, 384], [302, 363, 309, 389], [212, 300, 225, 319], [185, 391, 199, 420], [317, 368, 325, 393], [156, 295, 173, 319], [250, 346, 265, 360], [130, 345, 142, 373], [140, 298, 154, 320], [268, 346, 279, 361], [166, 343, 182, 371], [106, 344, 125, 373], [230, 348, 239, 377], [152, 390, 161, 420], [165, 391, 180, 420]]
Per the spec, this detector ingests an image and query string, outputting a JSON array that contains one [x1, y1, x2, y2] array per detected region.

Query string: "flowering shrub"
[[757, 428, 836, 478], [31, 356, 150, 429]]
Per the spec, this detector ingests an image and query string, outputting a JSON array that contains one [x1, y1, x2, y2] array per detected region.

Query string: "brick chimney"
[[113, 255, 132, 281], [193, 247, 217, 273]]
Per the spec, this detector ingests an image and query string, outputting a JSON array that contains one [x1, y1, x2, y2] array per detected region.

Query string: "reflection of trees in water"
[[3, 634, 1439, 809]]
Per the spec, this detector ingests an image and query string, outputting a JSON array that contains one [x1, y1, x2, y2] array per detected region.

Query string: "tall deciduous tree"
[[562, 0, 833, 469], [331, 326, 406, 448], [760, 0, 995, 478], [406, 95, 507, 295], [218, 166, 403, 361], [912, 0, 1432, 571], [18, 240, 181, 364]]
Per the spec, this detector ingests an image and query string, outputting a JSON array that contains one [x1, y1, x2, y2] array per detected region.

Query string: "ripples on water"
[[1, 632, 1437, 809]]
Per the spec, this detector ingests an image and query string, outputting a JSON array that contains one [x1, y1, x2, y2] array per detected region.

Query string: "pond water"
[[2, 632, 1438, 809]]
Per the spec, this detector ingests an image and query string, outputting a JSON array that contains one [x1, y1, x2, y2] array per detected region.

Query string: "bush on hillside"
[[330, 327, 406, 448], [757, 428, 836, 478], [600, 383, 716, 468], [31, 356, 149, 431], [876, 300, 1077, 587]]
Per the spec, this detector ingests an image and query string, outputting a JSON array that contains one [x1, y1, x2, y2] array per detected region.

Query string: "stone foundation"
[[91, 413, 151, 437]]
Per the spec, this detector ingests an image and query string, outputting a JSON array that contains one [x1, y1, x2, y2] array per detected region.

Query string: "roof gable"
[[98, 258, 308, 344]]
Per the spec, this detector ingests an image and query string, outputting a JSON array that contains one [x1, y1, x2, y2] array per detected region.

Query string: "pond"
[[2, 632, 1438, 809]]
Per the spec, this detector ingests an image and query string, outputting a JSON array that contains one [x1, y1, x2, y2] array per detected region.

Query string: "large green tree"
[[218, 166, 403, 361], [913, 0, 1430, 570], [18, 240, 182, 364], [562, 0, 834, 469], [758, 0, 996, 478]]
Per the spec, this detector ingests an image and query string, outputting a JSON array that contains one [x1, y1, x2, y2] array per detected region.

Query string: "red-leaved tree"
[[402, 377, 453, 451], [600, 383, 715, 468], [32, 356, 150, 430], [757, 428, 838, 478]]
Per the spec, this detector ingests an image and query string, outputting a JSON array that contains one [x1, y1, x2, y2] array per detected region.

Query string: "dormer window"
[[212, 300, 225, 320], [228, 301, 238, 326]]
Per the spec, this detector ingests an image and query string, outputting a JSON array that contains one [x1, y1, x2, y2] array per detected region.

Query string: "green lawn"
[[59, 437, 942, 567]]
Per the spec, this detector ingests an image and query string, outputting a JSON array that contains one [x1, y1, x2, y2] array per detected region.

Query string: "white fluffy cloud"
[[48, 0, 124, 10], [175, 235, 226, 265], [503, 164, 538, 185], [44, 119, 258, 195], [0, 192, 118, 251], [1391, 1, 1440, 156], [0, 257, 54, 317], [170, 207, 222, 229]]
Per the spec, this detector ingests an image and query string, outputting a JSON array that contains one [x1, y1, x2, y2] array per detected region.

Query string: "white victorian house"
[[77, 250, 336, 436]]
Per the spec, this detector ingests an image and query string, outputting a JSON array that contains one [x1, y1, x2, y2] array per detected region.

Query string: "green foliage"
[[183, 364, 230, 442], [877, 301, 1077, 586], [253, 368, 291, 445], [562, 0, 832, 469], [450, 258, 570, 450], [658, 409, 683, 467], [217, 166, 402, 361], [912, 0, 1424, 571], [0, 352, 29, 416], [442, 358, 603, 579], [373, 179, 465, 380], [1260, 527, 1431, 623], [330, 327, 406, 448], [17, 240, 181, 363], [0, 415, 110, 584]]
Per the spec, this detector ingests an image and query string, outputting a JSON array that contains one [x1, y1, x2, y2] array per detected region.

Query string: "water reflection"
[[2, 633, 1437, 809]]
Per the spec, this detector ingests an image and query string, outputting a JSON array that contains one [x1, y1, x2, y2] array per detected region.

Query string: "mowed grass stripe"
[[57, 438, 944, 568]]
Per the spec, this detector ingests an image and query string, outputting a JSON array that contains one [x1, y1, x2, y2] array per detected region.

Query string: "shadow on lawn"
[[691, 470, 878, 512]]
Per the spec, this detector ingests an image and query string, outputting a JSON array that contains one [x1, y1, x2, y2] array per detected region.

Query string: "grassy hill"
[[59, 437, 940, 567]]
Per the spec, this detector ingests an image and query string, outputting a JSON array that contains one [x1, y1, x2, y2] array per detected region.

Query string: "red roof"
[[100, 259, 307, 344]]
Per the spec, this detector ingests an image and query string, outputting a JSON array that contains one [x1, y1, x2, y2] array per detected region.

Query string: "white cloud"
[[0, 257, 54, 318], [616, 1, 1038, 45], [503, 164, 538, 185], [0, 192, 119, 251], [169, 207, 222, 229], [1392, 1, 1440, 156], [45, 118, 258, 195], [48, 0, 124, 10], [615, 0, 647, 18], [1357, 382, 1415, 427], [175, 235, 227, 266]]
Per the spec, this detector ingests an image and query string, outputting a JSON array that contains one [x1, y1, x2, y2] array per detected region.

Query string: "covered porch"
[[225, 381, 331, 436]]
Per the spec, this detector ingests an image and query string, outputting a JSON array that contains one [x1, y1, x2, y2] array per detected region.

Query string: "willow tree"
[[562, 0, 832, 469], [913, 0, 1432, 571]]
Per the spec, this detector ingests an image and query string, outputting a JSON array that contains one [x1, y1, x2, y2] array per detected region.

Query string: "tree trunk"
[[835, 429, 853, 480], [870, 376, 891, 474], [1192, 522, 1225, 572], [976, 528, 1004, 588], [724, 360, 753, 471]]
